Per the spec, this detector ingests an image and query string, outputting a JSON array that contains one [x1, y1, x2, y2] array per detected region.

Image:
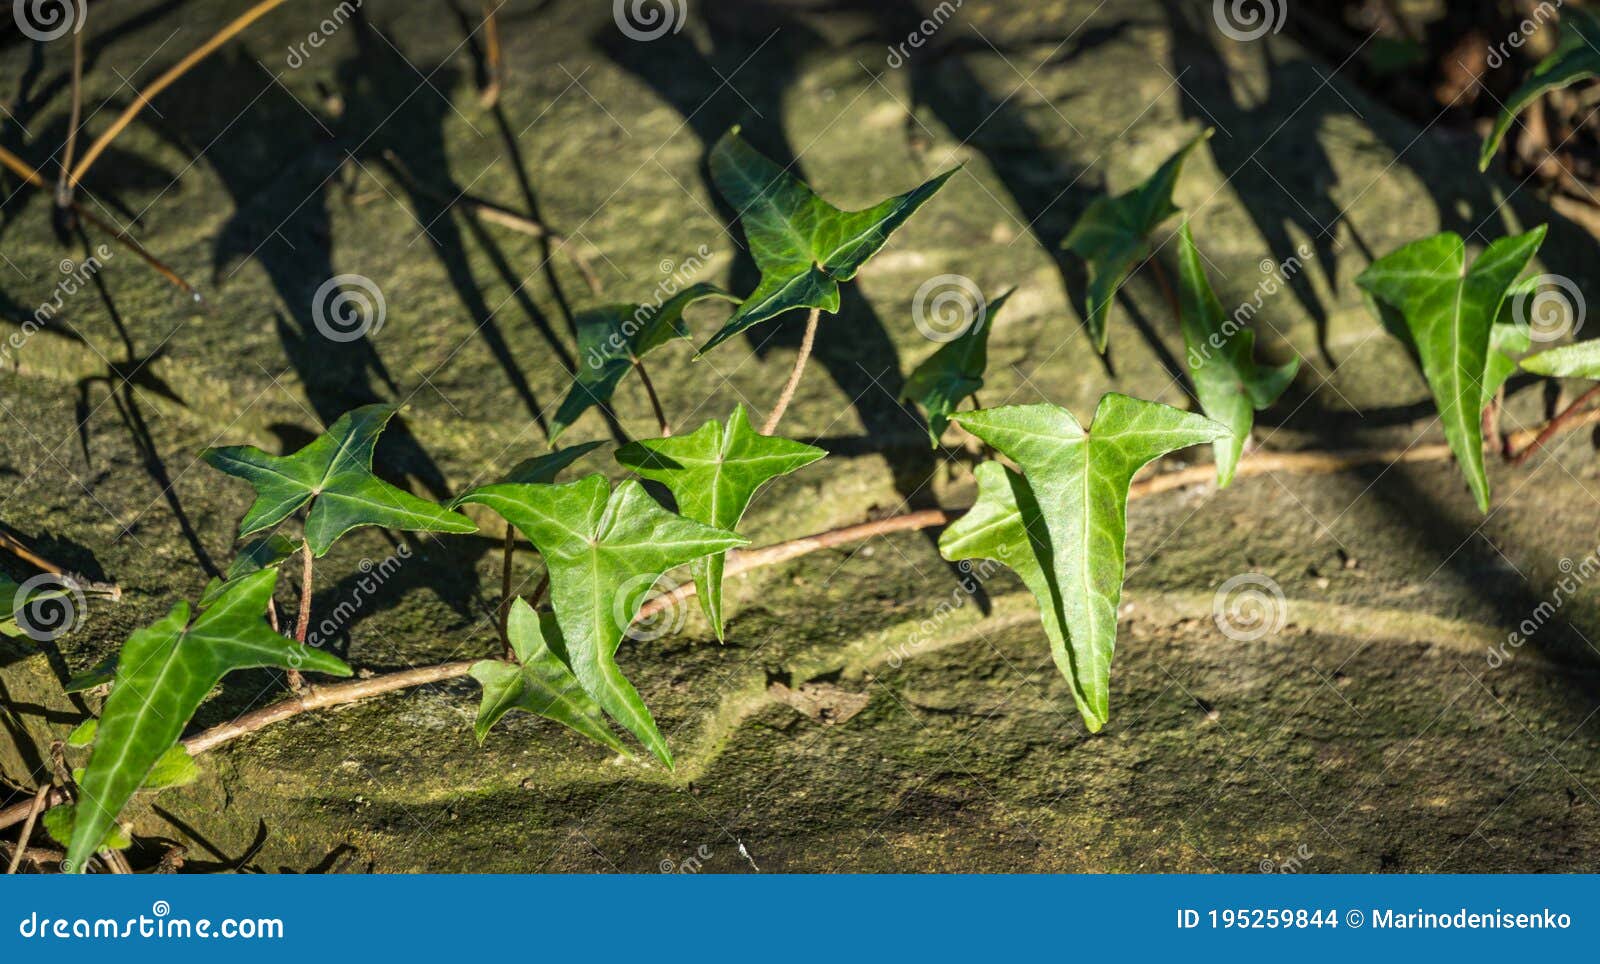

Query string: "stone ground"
[[4, 0, 1600, 872]]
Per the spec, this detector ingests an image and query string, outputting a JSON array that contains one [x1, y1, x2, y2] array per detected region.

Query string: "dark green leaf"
[[1176, 222, 1299, 485], [939, 395, 1229, 731], [1480, 8, 1600, 171], [202, 403, 476, 556], [1062, 130, 1211, 351], [1355, 227, 1546, 512], [698, 127, 958, 354], [470, 599, 627, 752], [615, 405, 825, 638], [453, 475, 747, 766], [902, 290, 1013, 446], [551, 284, 737, 442], [65, 569, 352, 872]]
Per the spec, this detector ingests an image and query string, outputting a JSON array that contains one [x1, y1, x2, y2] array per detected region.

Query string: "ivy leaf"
[[902, 290, 1013, 446], [938, 395, 1229, 731], [198, 533, 302, 608], [551, 284, 737, 442], [502, 441, 604, 486], [1480, 7, 1600, 171], [1355, 227, 1546, 513], [1484, 320, 1533, 405], [615, 405, 825, 639], [469, 599, 628, 752], [1176, 222, 1299, 486], [203, 403, 476, 556], [1062, 130, 1211, 351], [65, 569, 352, 872], [1520, 339, 1600, 378], [44, 806, 132, 853], [453, 475, 747, 766], [697, 126, 959, 354]]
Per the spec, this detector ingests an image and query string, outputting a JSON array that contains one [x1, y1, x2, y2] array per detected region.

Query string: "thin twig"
[[68, 0, 292, 186], [4, 785, 50, 874], [479, 0, 503, 108], [762, 308, 820, 435], [56, 17, 85, 209], [633, 356, 672, 437], [289, 543, 314, 690], [1510, 384, 1600, 466], [380, 149, 603, 294], [498, 523, 515, 657], [0, 529, 120, 598]]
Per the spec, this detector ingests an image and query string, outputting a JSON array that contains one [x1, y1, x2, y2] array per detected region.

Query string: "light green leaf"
[[615, 405, 825, 639], [1480, 8, 1600, 171], [469, 599, 627, 752], [551, 285, 737, 442], [65, 569, 352, 872], [1521, 339, 1600, 379], [44, 806, 131, 853], [939, 395, 1230, 731], [902, 290, 1013, 446], [203, 404, 476, 556], [1355, 227, 1547, 512], [199, 533, 302, 608], [1176, 222, 1299, 486], [453, 475, 747, 766], [698, 126, 959, 354], [1062, 130, 1211, 351]]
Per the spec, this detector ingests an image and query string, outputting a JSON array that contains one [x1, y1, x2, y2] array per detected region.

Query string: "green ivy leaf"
[[469, 598, 627, 752], [502, 441, 604, 486], [198, 533, 302, 608], [615, 405, 825, 639], [1355, 227, 1546, 513], [1520, 339, 1600, 378], [902, 290, 1013, 446], [65, 724, 201, 793], [453, 475, 747, 766], [697, 127, 959, 354], [1062, 130, 1211, 351], [44, 806, 132, 853], [1176, 222, 1299, 486], [939, 395, 1229, 731], [1480, 7, 1600, 171], [203, 404, 476, 556], [551, 285, 738, 442], [65, 569, 352, 872]]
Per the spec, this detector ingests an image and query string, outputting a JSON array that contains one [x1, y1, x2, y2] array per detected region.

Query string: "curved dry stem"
[[69, 0, 292, 186], [762, 308, 820, 435]]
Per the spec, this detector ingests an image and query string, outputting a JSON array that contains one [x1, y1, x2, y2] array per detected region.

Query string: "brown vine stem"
[[4, 785, 50, 874], [1509, 384, 1600, 467], [632, 357, 672, 436], [763, 308, 821, 435], [479, 0, 503, 108], [67, 0, 291, 187], [6, 421, 1600, 834], [498, 524, 516, 656], [56, 17, 84, 209]]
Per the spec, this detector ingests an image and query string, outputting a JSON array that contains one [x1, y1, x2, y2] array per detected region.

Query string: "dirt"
[[3, 0, 1600, 872]]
